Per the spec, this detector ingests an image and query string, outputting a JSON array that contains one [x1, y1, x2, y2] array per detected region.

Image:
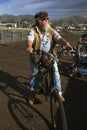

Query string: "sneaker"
[[59, 95, 65, 102], [28, 91, 36, 105], [28, 99, 34, 105]]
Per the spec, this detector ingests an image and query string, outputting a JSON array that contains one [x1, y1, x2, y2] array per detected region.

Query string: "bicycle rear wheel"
[[50, 91, 67, 130]]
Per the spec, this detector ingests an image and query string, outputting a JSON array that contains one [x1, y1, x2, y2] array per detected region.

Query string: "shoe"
[[28, 91, 36, 105], [59, 95, 65, 102], [28, 99, 34, 105]]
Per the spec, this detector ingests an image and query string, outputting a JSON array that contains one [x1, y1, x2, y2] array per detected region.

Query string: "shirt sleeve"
[[28, 29, 34, 42], [53, 30, 62, 42]]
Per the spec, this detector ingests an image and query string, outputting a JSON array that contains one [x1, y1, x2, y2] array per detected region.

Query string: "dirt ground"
[[0, 33, 87, 130]]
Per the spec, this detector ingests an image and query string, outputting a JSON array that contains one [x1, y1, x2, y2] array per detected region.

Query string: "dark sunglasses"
[[41, 17, 49, 21]]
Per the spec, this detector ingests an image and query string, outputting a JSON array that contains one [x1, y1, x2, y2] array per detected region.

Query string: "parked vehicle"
[[65, 44, 87, 77]]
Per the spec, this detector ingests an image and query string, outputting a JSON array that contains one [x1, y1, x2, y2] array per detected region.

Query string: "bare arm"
[[26, 40, 33, 53], [53, 29, 73, 50], [59, 37, 73, 50], [26, 29, 34, 53]]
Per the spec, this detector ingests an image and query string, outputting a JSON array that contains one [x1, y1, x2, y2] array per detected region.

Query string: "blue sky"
[[0, 0, 87, 19]]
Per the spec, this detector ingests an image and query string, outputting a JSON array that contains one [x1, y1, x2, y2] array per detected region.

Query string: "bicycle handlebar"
[[31, 50, 57, 62], [58, 46, 76, 58], [30, 50, 58, 70]]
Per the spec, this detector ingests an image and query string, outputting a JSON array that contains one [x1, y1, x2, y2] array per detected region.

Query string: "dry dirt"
[[0, 33, 87, 130]]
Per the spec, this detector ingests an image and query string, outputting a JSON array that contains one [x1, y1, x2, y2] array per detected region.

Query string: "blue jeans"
[[29, 60, 61, 92]]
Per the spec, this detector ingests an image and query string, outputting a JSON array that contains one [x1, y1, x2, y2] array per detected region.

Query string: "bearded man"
[[26, 11, 73, 105]]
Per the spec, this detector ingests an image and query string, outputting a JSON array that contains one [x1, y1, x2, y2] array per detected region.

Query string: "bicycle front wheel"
[[50, 91, 68, 130]]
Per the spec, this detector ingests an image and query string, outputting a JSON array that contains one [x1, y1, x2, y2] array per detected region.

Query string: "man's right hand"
[[26, 47, 33, 53]]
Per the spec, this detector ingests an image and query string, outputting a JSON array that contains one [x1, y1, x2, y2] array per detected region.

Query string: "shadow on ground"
[[64, 77, 87, 130], [0, 70, 52, 130]]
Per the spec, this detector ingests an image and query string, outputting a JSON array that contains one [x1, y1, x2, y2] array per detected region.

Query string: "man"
[[78, 33, 87, 45], [26, 11, 73, 105]]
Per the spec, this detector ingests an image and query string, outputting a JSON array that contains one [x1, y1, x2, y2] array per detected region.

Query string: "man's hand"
[[26, 47, 33, 53], [66, 42, 73, 50]]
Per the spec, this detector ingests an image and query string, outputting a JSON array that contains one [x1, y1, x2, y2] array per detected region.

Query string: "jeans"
[[29, 60, 61, 92]]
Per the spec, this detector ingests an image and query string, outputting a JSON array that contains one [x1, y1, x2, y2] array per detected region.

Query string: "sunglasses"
[[41, 17, 49, 21]]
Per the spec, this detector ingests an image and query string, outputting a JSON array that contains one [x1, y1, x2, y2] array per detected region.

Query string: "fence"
[[0, 28, 28, 43]]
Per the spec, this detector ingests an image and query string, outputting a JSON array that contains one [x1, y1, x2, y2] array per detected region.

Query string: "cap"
[[34, 11, 48, 19]]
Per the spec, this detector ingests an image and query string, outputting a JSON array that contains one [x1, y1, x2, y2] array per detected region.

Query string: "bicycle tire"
[[50, 91, 68, 130]]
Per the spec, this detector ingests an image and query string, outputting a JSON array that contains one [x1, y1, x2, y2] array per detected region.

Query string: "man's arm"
[[53, 30, 73, 50], [59, 37, 73, 50], [26, 40, 33, 53], [26, 29, 34, 53]]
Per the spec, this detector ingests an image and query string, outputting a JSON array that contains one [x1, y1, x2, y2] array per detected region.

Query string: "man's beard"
[[43, 23, 51, 31]]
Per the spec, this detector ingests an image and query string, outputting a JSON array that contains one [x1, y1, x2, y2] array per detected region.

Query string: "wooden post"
[[21, 31, 23, 40], [11, 31, 14, 40], [0, 32, 2, 40]]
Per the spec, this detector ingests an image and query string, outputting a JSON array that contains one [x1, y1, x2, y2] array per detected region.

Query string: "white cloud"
[[0, 0, 86, 19]]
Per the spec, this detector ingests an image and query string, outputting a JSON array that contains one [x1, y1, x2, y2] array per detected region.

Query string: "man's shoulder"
[[48, 27, 55, 36], [48, 27, 55, 32]]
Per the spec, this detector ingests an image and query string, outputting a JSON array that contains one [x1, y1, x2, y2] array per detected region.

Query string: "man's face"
[[39, 17, 50, 31]]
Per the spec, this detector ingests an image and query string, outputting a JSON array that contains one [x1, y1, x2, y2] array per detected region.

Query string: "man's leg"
[[28, 67, 38, 105], [53, 61, 65, 102]]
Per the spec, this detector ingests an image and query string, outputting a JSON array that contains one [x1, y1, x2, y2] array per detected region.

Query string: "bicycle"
[[30, 50, 68, 130]]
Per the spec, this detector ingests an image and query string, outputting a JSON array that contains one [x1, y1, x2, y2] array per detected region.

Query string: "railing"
[[0, 27, 29, 43]]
